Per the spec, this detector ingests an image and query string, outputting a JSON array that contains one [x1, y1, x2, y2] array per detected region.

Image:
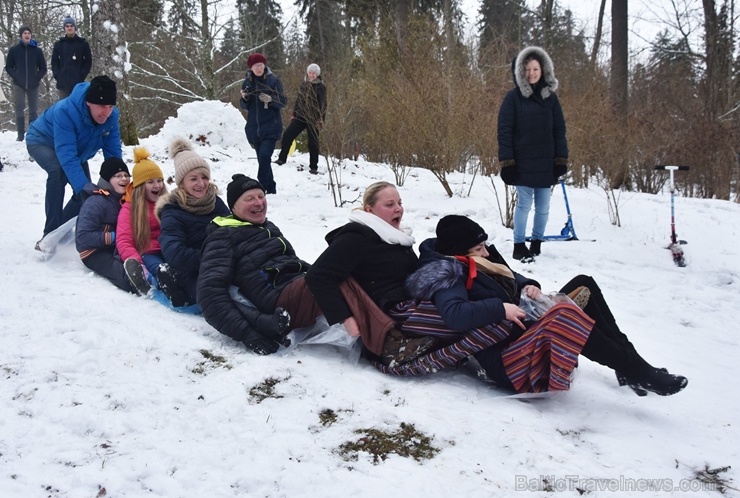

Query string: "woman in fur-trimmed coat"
[[389, 215, 688, 397], [497, 46, 568, 262]]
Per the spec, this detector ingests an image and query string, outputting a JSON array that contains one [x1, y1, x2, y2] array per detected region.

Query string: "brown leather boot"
[[381, 328, 438, 367]]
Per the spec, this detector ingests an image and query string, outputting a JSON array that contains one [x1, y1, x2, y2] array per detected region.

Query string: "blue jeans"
[[142, 252, 165, 281], [28, 143, 91, 237], [513, 186, 551, 243]]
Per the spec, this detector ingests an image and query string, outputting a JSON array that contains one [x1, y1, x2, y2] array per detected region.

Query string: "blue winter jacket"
[[26, 81, 122, 195], [75, 179, 124, 258], [5, 39, 47, 89], [240, 68, 287, 143], [405, 238, 539, 331]]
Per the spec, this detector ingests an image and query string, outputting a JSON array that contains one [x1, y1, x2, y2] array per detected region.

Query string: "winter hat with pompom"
[[63, 17, 77, 29], [131, 147, 163, 188], [168, 137, 211, 186]]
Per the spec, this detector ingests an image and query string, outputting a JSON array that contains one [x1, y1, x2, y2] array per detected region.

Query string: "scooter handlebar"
[[654, 165, 690, 171]]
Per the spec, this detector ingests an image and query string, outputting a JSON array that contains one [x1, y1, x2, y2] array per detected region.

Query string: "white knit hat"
[[168, 137, 211, 185], [306, 63, 320, 76]]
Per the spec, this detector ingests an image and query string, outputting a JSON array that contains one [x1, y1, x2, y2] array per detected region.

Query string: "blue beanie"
[[63, 17, 76, 29]]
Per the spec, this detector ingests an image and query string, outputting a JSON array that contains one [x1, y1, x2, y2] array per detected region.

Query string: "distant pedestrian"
[[4, 25, 47, 141], [275, 63, 326, 174], [240, 53, 287, 194], [51, 16, 92, 99]]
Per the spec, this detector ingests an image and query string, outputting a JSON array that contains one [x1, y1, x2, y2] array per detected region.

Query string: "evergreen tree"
[[236, 0, 284, 69]]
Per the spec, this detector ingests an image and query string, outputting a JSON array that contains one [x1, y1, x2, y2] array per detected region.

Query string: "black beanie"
[[99, 157, 129, 182], [227, 174, 265, 210], [19, 25, 31, 37], [435, 215, 488, 256], [86, 75, 117, 105]]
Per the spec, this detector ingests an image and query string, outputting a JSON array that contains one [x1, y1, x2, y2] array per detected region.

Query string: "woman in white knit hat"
[[274, 63, 327, 174], [154, 137, 231, 307]]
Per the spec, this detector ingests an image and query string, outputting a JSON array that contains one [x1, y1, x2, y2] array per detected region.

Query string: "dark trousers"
[[83, 248, 136, 294], [278, 119, 321, 170], [246, 130, 277, 194], [28, 142, 91, 237], [13, 84, 39, 137]]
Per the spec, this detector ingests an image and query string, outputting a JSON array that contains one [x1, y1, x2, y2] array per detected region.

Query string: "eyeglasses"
[[112, 173, 131, 180]]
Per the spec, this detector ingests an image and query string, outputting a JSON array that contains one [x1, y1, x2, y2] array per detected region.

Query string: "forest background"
[[1, 0, 738, 208]]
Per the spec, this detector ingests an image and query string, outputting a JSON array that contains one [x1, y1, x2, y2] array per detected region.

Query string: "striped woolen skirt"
[[377, 301, 594, 394], [501, 302, 594, 393]]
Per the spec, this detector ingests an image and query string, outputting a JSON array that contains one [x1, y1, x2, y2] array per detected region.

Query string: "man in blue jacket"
[[26, 75, 122, 249], [51, 17, 92, 99], [4, 25, 47, 141]]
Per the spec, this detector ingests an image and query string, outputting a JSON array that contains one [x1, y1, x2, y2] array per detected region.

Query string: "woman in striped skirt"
[[386, 215, 688, 397]]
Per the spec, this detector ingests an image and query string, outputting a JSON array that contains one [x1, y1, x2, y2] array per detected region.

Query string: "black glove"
[[554, 164, 567, 179], [500, 164, 518, 185], [242, 329, 280, 355]]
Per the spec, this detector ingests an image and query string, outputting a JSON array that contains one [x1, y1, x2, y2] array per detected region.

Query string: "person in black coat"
[[4, 25, 47, 141], [51, 17, 92, 99], [497, 46, 568, 262], [275, 63, 327, 174]]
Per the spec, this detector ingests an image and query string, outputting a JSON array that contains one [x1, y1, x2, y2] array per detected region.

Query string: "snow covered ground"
[[0, 101, 738, 497]]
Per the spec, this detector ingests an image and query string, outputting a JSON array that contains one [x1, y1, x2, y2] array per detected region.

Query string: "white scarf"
[[348, 210, 415, 247]]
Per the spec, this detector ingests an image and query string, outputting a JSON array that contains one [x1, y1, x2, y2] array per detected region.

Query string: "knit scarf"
[[348, 210, 415, 247], [171, 184, 219, 215]]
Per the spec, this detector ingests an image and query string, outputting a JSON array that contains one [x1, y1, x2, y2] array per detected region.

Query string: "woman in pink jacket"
[[116, 147, 184, 305]]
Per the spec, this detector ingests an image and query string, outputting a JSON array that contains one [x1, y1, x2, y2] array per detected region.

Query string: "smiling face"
[[144, 178, 164, 203], [110, 172, 130, 195], [525, 59, 542, 85], [307, 70, 317, 82], [87, 102, 115, 124], [182, 170, 210, 200], [364, 186, 404, 230], [232, 188, 267, 224]]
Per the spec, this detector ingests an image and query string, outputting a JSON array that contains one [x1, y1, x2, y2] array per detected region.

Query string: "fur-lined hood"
[[513, 46, 558, 99], [406, 257, 464, 301]]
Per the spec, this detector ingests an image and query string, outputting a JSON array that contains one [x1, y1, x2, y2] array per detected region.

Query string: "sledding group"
[[26, 51, 687, 399]]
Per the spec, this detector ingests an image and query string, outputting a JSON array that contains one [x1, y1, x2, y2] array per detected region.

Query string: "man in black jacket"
[[51, 17, 92, 99], [4, 25, 47, 141]]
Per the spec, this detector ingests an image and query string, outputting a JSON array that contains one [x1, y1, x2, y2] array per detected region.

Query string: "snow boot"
[[16, 117, 25, 142], [512, 243, 534, 263], [124, 258, 152, 296], [529, 239, 543, 256], [381, 328, 438, 367], [274, 158, 286, 166], [156, 263, 189, 307], [234, 300, 292, 347], [623, 367, 688, 397]]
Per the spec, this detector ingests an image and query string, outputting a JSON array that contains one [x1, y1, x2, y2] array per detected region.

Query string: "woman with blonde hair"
[[116, 147, 185, 305]]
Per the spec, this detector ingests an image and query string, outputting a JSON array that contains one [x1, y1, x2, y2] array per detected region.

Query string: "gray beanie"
[[63, 17, 77, 29], [306, 63, 320, 76]]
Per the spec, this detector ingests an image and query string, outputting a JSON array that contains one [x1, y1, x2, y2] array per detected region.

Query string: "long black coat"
[[305, 222, 418, 325], [51, 35, 92, 92], [197, 216, 310, 343], [497, 46, 568, 188], [5, 40, 46, 89]]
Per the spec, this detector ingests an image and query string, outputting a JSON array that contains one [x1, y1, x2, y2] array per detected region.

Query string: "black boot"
[[381, 328, 438, 367], [16, 117, 25, 142], [156, 263, 190, 307], [529, 239, 542, 256], [512, 243, 534, 263], [234, 300, 291, 347], [622, 367, 688, 397]]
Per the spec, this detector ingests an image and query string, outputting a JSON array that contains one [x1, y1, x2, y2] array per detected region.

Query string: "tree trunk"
[[610, 0, 628, 117], [590, 0, 607, 70]]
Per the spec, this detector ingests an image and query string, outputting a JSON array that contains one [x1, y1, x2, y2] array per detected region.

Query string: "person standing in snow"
[[274, 63, 327, 174], [51, 16, 92, 100], [396, 214, 688, 397], [26, 75, 121, 249], [4, 25, 47, 141], [498, 46, 568, 262], [75, 157, 136, 293], [239, 53, 287, 194], [154, 138, 230, 307]]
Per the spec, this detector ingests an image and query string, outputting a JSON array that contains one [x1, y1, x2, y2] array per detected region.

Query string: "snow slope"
[[0, 101, 738, 498]]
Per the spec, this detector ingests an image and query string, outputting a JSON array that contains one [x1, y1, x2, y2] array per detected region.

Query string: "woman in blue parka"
[[239, 53, 287, 195], [497, 46, 568, 262]]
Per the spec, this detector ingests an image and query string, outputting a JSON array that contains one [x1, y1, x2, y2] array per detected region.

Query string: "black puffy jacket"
[[197, 216, 309, 342]]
